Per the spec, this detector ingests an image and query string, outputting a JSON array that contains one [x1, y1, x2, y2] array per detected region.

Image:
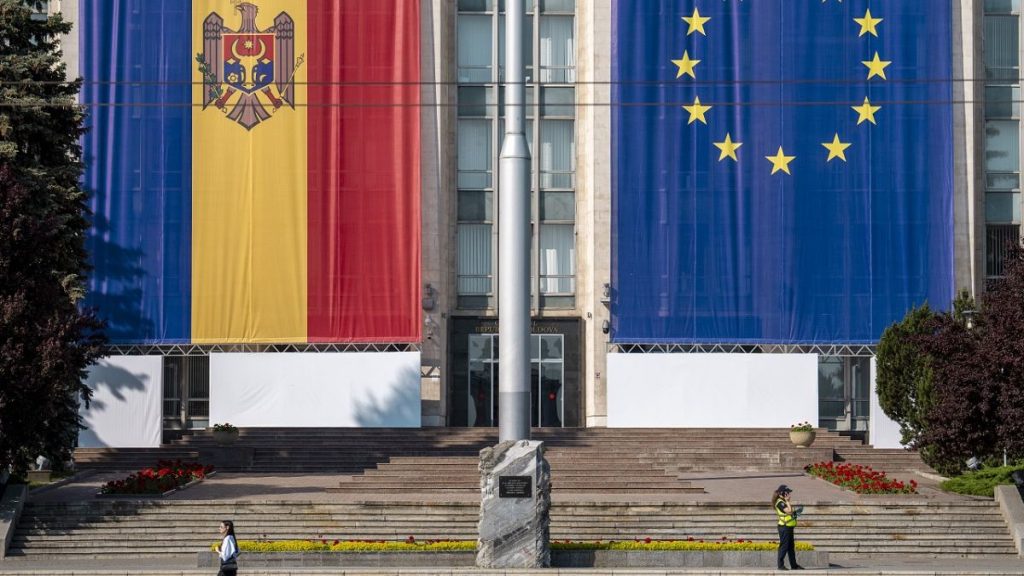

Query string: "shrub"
[[805, 461, 917, 494], [101, 460, 213, 495], [790, 422, 813, 432], [941, 465, 1024, 497], [212, 423, 238, 433]]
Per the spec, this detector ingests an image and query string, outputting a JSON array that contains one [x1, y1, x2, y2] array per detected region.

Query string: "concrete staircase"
[[74, 427, 936, 477], [8, 499, 1016, 559]]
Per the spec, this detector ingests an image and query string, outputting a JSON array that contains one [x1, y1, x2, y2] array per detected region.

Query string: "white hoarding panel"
[[869, 357, 906, 448], [210, 352, 421, 428], [607, 353, 818, 428], [79, 356, 163, 448]]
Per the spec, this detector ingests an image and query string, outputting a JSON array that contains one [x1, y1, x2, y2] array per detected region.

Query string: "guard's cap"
[[777, 484, 792, 494]]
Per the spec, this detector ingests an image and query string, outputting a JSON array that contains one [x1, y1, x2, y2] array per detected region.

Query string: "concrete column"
[[420, 0, 455, 427], [953, 0, 985, 299], [576, 0, 612, 427]]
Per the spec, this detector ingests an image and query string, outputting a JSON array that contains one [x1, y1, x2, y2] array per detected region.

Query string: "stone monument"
[[476, 440, 551, 568]]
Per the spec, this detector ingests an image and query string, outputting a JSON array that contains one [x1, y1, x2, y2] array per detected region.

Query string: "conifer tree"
[[0, 0, 105, 477]]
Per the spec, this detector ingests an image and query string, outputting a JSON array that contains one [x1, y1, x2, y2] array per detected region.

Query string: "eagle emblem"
[[195, 1, 304, 130]]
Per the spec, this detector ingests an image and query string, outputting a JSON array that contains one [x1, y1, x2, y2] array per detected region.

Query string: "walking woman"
[[773, 485, 803, 570], [215, 520, 239, 575]]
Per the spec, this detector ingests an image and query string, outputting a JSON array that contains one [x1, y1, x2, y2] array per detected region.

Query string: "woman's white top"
[[219, 535, 238, 562]]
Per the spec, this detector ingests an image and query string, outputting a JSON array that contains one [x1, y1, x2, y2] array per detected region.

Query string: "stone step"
[[22, 502, 1004, 514], [19, 515, 1007, 528], [75, 427, 935, 476], [13, 519, 1012, 533]]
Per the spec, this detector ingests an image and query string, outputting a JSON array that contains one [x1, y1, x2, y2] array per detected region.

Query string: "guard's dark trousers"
[[777, 525, 798, 569]]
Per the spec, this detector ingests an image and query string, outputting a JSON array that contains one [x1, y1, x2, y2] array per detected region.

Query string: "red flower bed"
[[805, 461, 917, 494], [100, 460, 214, 495]]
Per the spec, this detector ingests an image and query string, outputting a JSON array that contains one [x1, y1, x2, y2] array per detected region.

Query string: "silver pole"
[[498, 0, 531, 443]]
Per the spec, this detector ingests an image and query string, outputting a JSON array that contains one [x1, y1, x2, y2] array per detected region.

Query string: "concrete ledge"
[[994, 484, 1024, 556], [0, 484, 28, 559], [197, 446, 254, 471], [198, 549, 828, 569], [197, 551, 475, 568], [557, 549, 827, 568], [26, 471, 93, 497]]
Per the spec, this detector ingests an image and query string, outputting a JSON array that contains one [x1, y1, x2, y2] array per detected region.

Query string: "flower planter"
[[26, 470, 51, 483], [197, 549, 829, 569], [213, 429, 239, 446], [789, 429, 816, 448], [97, 471, 215, 498]]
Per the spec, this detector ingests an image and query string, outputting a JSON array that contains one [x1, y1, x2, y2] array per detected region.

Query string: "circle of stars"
[[670, 3, 892, 176]]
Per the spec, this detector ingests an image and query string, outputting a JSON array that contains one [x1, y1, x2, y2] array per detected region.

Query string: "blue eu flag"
[[612, 1, 955, 344]]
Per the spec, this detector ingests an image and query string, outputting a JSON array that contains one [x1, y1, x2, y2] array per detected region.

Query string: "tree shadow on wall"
[[352, 366, 421, 427], [84, 211, 156, 342], [78, 362, 150, 448]]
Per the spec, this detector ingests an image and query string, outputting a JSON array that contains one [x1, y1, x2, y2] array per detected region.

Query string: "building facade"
[[53, 1, 1013, 449]]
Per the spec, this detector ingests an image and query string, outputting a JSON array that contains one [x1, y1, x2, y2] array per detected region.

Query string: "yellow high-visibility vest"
[[774, 497, 797, 527]]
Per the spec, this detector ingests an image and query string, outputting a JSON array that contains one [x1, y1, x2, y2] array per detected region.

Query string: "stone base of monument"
[[476, 439, 551, 569]]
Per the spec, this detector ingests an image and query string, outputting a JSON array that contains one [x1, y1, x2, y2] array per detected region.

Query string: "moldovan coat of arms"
[[195, 1, 304, 130]]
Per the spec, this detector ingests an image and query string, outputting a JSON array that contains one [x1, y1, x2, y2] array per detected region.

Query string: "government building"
[[48, 1, 1013, 450]]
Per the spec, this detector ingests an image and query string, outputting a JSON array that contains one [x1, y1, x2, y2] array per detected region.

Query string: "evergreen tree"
[[876, 303, 937, 447], [0, 0, 105, 477]]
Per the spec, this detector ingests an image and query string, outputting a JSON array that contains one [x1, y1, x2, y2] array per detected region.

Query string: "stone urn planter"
[[212, 428, 239, 446], [789, 429, 816, 448]]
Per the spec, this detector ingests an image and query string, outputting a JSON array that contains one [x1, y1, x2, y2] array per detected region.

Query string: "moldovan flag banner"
[[81, 1, 421, 344]]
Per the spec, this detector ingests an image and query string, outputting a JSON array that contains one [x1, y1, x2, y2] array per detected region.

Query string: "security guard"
[[773, 484, 803, 570]]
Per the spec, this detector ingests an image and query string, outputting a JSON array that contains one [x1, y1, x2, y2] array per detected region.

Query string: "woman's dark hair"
[[771, 488, 784, 505], [221, 520, 235, 538]]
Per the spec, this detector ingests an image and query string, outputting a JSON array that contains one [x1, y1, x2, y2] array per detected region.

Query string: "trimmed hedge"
[[941, 465, 1024, 497], [217, 539, 814, 553]]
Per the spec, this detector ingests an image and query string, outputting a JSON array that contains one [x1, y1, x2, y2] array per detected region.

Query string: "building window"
[[456, 1, 576, 310], [540, 224, 575, 295], [987, 224, 1021, 277], [458, 14, 493, 83], [985, 4, 1023, 280]]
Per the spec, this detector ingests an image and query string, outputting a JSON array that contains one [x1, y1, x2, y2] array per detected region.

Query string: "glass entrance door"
[[817, 356, 870, 432], [467, 334, 565, 427], [162, 356, 210, 432]]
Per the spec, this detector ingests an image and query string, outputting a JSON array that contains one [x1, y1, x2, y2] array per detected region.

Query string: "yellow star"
[[854, 8, 883, 37], [682, 7, 711, 36], [671, 51, 701, 79], [765, 146, 795, 175], [863, 52, 891, 80], [821, 133, 851, 162], [682, 96, 712, 125], [852, 96, 881, 125], [714, 133, 743, 162]]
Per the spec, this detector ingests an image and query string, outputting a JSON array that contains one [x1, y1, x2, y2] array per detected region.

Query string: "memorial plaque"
[[498, 475, 532, 498]]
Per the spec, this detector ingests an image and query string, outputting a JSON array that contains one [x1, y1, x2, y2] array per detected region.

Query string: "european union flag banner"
[[612, 1, 954, 344]]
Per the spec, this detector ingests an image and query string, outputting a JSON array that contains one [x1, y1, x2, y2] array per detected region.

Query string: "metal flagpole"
[[498, 0, 531, 443]]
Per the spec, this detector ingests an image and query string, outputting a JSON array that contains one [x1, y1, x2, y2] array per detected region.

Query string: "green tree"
[[875, 303, 938, 447], [984, 245, 1024, 459], [0, 0, 105, 477]]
